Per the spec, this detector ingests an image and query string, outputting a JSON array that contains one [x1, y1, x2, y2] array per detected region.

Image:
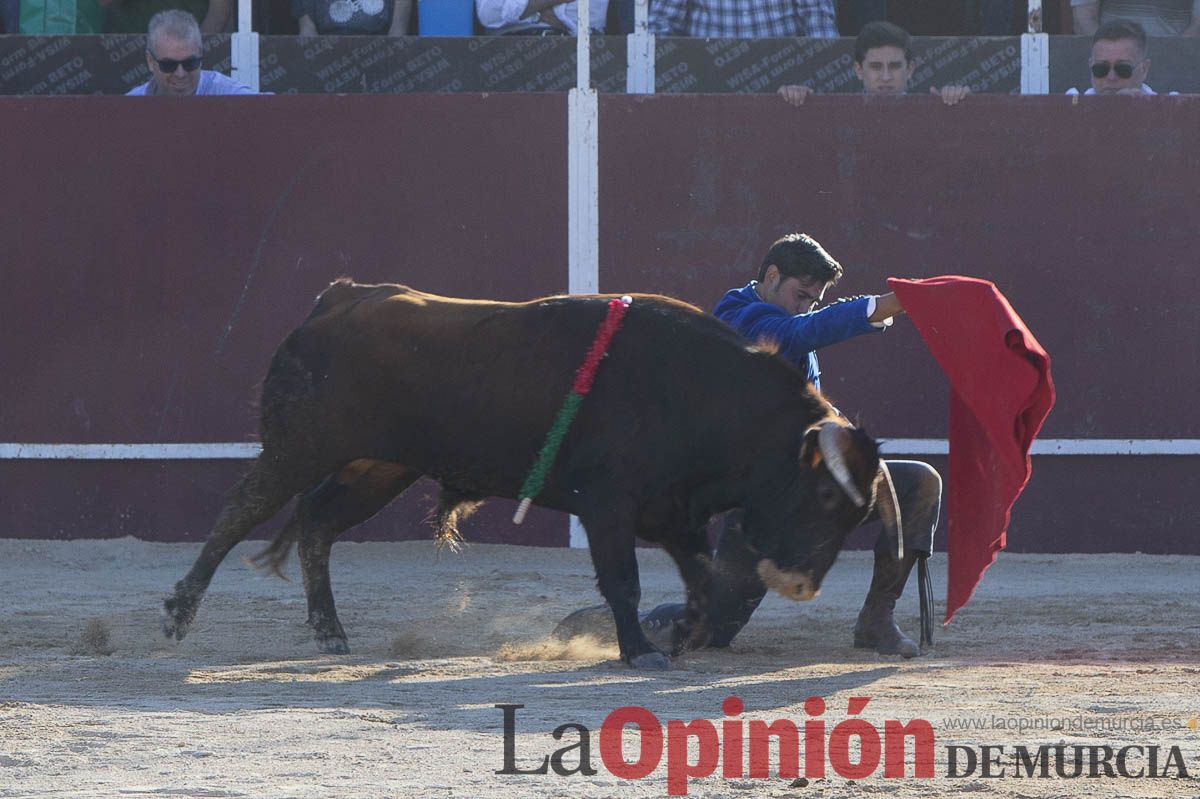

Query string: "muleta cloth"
[[887, 276, 1056, 624]]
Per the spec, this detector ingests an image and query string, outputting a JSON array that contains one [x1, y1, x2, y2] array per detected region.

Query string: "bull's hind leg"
[[290, 461, 420, 654], [163, 460, 296, 641]]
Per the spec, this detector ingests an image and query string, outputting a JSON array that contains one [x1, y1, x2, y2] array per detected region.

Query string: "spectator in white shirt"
[[476, 0, 608, 34]]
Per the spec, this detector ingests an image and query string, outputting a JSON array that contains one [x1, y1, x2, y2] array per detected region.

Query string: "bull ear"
[[799, 425, 823, 469]]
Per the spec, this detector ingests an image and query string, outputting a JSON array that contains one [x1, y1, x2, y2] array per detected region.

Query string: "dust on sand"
[[0, 538, 1197, 798]]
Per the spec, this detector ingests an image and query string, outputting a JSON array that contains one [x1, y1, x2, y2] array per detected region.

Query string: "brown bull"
[[163, 280, 889, 669]]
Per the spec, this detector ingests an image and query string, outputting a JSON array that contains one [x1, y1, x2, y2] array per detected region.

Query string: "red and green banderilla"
[[513, 296, 632, 524]]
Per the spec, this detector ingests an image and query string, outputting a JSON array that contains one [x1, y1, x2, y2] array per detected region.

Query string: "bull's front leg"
[[164, 462, 294, 641], [579, 506, 670, 670]]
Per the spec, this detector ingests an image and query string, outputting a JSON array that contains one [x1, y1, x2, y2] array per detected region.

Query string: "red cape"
[[887, 276, 1055, 623]]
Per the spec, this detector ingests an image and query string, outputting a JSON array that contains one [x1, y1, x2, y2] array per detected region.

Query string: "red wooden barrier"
[[2, 93, 1197, 553]]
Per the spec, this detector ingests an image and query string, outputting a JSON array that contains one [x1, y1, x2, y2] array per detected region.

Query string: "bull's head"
[[745, 421, 901, 602]]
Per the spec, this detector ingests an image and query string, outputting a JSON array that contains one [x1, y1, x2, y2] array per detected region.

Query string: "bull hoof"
[[317, 636, 350, 655], [162, 596, 194, 641], [628, 651, 671, 670]]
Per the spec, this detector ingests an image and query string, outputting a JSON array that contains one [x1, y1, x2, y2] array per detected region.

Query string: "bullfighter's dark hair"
[[854, 21, 913, 64], [757, 233, 844, 286], [1093, 19, 1148, 58]]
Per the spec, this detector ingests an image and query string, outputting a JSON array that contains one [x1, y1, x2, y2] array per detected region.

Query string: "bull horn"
[[877, 460, 904, 560], [817, 423, 866, 507]]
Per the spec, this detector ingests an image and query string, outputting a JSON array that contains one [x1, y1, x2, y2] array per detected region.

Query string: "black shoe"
[[639, 602, 686, 652], [551, 605, 617, 643], [551, 603, 685, 652], [853, 597, 920, 658]]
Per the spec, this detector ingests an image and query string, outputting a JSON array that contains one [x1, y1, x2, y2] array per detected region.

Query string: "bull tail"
[[245, 520, 298, 579], [431, 485, 486, 553]]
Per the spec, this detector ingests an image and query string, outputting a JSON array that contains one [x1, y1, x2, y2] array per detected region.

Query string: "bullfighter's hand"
[[870, 292, 905, 323]]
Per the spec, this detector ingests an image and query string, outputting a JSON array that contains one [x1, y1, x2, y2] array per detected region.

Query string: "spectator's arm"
[[797, 0, 838, 38], [1071, 1, 1099, 35], [389, 0, 412, 33], [1183, 0, 1200, 35], [200, 0, 232, 32], [648, 0, 686, 35], [476, 0, 566, 27], [298, 13, 318, 34]]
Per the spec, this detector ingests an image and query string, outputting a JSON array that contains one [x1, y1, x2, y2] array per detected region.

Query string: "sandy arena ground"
[[0, 537, 1197, 798]]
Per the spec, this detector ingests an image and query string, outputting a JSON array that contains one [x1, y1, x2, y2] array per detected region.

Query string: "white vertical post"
[[231, 0, 261, 90], [568, 0, 599, 549], [1027, 0, 1043, 33], [626, 0, 654, 93], [576, 0, 590, 87], [567, 92, 598, 296], [1021, 33, 1049, 95]]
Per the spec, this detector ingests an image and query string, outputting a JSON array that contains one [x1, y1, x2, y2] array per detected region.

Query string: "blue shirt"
[[127, 71, 258, 96], [712, 281, 883, 390]]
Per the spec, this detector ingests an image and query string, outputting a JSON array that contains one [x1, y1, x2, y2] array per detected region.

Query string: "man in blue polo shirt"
[[699, 233, 941, 657], [127, 10, 256, 96]]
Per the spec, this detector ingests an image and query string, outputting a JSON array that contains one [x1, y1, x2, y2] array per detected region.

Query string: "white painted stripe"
[[1030, 439, 1200, 456], [880, 439, 1200, 456], [0, 443, 262, 460], [4, 440, 1200, 461]]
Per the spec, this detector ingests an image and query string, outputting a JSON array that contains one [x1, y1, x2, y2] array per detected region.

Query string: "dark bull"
[[162, 280, 895, 669]]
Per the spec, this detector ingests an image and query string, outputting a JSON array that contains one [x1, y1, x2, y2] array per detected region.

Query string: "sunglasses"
[[150, 53, 203, 74], [1090, 61, 1136, 79]]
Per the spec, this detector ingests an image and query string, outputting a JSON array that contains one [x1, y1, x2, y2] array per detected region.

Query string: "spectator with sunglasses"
[[127, 10, 257, 96], [1066, 19, 1166, 96]]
